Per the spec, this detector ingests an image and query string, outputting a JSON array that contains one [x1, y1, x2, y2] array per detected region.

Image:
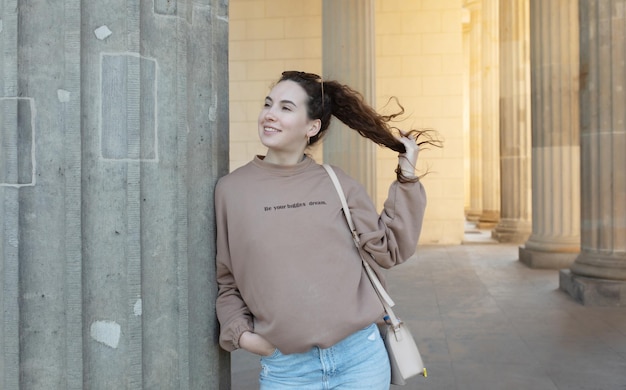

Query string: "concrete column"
[[493, 0, 532, 243], [519, 0, 581, 269], [560, 0, 626, 306], [1, 2, 24, 388], [0, 0, 230, 388], [465, 1, 483, 221], [322, 0, 376, 198], [477, 0, 501, 228]]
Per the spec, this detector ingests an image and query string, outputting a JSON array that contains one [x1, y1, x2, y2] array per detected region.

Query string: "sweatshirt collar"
[[252, 155, 314, 176]]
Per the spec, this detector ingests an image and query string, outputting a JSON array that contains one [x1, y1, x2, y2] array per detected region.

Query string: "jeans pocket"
[[260, 348, 280, 360]]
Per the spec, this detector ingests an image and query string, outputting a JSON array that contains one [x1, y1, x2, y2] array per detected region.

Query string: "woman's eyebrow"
[[265, 96, 297, 107]]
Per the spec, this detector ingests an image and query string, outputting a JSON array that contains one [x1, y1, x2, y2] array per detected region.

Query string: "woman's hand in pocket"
[[239, 331, 276, 356]]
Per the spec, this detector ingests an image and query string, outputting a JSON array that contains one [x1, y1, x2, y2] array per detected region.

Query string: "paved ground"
[[230, 241, 626, 389]]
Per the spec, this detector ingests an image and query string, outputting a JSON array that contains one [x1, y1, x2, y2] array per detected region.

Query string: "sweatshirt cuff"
[[220, 317, 254, 352]]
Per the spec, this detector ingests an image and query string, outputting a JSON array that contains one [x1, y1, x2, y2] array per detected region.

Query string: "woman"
[[215, 71, 437, 389]]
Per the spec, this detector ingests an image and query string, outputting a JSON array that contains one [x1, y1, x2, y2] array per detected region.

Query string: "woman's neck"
[[263, 150, 306, 166]]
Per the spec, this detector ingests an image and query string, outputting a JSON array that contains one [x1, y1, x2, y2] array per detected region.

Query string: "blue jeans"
[[259, 323, 390, 389]]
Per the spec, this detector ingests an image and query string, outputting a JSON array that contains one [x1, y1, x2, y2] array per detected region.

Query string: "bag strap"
[[322, 164, 403, 329]]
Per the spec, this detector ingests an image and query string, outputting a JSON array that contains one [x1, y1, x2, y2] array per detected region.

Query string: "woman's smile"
[[263, 126, 281, 133]]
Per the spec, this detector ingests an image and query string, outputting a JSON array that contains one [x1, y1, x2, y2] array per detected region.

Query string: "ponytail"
[[278, 71, 443, 181]]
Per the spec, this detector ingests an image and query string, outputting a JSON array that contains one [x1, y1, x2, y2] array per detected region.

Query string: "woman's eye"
[[282, 106, 292, 111]]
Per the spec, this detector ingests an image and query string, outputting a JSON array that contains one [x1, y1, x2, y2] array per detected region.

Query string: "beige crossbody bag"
[[322, 163, 427, 385]]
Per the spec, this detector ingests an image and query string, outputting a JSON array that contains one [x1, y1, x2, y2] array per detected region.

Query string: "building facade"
[[0, 0, 624, 388]]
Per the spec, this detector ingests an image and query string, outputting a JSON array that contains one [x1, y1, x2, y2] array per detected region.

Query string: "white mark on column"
[[90, 320, 121, 348], [133, 299, 142, 316], [94, 25, 112, 40], [209, 105, 216, 121], [57, 89, 71, 102]]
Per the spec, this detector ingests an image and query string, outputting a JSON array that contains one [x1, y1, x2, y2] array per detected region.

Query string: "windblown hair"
[[278, 71, 443, 182]]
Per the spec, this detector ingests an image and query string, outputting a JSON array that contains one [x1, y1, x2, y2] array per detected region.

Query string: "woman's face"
[[258, 80, 319, 158]]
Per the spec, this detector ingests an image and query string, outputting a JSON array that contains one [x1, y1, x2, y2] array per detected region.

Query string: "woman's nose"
[[264, 107, 277, 121]]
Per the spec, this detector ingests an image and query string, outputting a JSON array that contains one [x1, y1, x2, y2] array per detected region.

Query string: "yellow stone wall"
[[229, 0, 465, 244]]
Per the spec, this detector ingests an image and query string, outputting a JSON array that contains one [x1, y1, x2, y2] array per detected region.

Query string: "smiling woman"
[[215, 71, 439, 389]]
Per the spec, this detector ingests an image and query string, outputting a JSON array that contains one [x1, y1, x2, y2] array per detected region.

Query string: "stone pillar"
[[465, 0, 484, 221], [462, 8, 472, 213], [519, 0, 581, 269], [0, 0, 230, 388], [560, 0, 626, 306], [1, 3, 23, 388], [493, 0, 532, 243], [322, 0, 377, 198], [477, 0, 501, 228]]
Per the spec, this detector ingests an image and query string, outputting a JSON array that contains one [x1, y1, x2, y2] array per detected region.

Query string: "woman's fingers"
[[399, 134, 419, 158], [396, 133, 419, 178]]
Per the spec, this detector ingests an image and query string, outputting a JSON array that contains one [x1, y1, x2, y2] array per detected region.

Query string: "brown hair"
[[278, 71, 442, 182]]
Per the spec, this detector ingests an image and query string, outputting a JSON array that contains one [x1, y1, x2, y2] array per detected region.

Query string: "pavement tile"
[[451, 362, 558, 390]]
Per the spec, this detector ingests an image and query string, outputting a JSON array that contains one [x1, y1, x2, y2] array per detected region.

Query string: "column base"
[[518, 246, 578, 269], [465, 209, 482, 222], [570, 251, 626, 280], [476, 210, 499, 229], [492, 219, 531, 244], [559, 270, 626, 306]]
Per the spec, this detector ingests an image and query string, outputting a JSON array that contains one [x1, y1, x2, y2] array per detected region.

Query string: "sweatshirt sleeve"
[[214, 180, 254, 352], [346, 175, 427, 269]]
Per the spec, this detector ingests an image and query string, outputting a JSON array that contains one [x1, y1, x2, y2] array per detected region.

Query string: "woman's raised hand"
[[397, 132, 420, 179]]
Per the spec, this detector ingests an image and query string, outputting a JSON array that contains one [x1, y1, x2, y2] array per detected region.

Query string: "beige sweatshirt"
[[215, 155, 426, 354]]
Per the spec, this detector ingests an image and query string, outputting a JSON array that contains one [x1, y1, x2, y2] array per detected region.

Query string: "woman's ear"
[[307, 119, 321, 138]]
